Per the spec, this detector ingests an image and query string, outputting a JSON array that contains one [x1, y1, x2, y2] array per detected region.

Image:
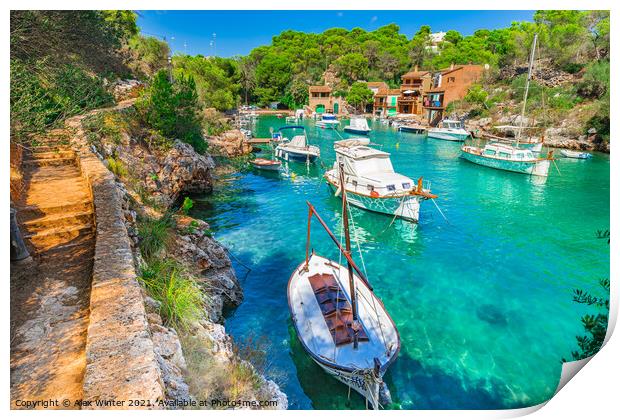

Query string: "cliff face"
[[80, 105, 287, 409]]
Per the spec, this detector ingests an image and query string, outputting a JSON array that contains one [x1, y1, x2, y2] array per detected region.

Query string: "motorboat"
[[274, 126, 320, 163]]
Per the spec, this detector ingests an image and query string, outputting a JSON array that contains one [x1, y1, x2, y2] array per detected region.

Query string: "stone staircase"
[[11, 128, 96, 408], [18, 130, 95, 254]]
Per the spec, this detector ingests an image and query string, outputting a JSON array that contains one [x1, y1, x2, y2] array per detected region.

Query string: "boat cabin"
[[439, 120, 464, 130], [334, 146, 414, 196], [478, 143, 536, 161]]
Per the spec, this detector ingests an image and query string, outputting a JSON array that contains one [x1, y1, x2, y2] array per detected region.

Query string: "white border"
[[3, 2, 616, 418]]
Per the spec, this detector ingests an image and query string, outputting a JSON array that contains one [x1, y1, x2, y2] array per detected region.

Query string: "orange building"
[[308, 85, 345, 115], [397, 68, 432, 115], [373, 88, 401, 117], [422, 64, 486, 125]]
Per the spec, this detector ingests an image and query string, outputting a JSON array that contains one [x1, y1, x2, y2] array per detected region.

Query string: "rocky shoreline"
[[79, 104, 287, 409]]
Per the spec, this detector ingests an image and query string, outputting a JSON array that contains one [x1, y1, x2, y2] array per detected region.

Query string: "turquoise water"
[[190, 117, 610, 410]]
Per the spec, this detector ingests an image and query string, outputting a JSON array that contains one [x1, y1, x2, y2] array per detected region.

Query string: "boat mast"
[[338, 163, 360, 348], [516, 33, 538, 144]]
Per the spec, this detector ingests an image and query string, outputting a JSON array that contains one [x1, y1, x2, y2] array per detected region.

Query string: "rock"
[[262, 380, 289, 410], [206, 129, 252, 157], [152, 328, 187, 370], [144, 296, 162, 314]]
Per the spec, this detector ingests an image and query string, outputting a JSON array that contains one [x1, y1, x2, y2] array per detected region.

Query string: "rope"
[[431, 198, 450, 224]]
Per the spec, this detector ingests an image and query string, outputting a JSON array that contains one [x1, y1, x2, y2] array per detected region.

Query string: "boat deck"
[[289, 254, 399, 371]]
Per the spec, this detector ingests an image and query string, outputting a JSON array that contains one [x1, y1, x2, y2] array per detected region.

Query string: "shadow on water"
[[388, 352, 515, 410]]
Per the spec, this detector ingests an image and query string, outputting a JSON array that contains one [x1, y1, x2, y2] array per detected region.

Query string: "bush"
[[105, 157, 127, 178], [137, 213, 175, 260], [139, 258, 204, 330], [181, 197, 194, 215], [576, 60, 609, 99], [10, 59, 114, 142]]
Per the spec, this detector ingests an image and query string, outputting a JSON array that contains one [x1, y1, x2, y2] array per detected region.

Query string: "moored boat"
[[560, 149, 592, 159], [344, 117, 371, 135], [288, 169, 400, 409], [461, 143, 552, 176], [398, 125, 426, 134], [324, 144, 436, 223], [250, 158, 281, 171], [316, 113, 340, 129], [427, 119, 470, 141], [460, 34, 555, 177], [274, 126, 320, 163]]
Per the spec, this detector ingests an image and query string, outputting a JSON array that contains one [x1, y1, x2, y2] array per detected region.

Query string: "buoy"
[[395, 142, 400, 149], [370, 191, 379, 198], [291, 172, 297, 180]]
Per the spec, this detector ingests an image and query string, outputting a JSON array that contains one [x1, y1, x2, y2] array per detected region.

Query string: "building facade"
[[397, 68, 432, 115], [308, 85, 345, 115], [422, 64, 486, 125], [373, 88, 400, 117]]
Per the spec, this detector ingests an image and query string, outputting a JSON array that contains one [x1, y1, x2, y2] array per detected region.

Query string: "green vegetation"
[[10, 11, 135, 143], [564, 230, 610, 361], [136, 70, 206, 153], [346, 82, 374, 112], [181, 197, 194, 215], [106, 157, 128, 178], [137, 213, 175, 260], [139, 258, 204, 330]]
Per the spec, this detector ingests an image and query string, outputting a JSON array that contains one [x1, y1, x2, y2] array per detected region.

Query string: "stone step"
[[18, 200, 93, 222], [24, 223, 95, 253], [30, 145, 73, 154], [23, 157, 76, 168], [28, 150, 76, 160], [38, 232, 95, 259], [22, 210, 94, 232]]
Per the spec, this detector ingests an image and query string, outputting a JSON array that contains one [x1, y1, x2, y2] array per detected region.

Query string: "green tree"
[[564, 230, 610, 361], [128, 35, 170, 78], [335, 53, 369, 83], [409, 25, 432, 68], [254, 53, 292, 105], [346, 82, 374, 112], [444, 30, 463, 45]]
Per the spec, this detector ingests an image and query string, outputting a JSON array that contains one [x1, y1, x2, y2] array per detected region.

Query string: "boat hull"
[[275, 147, 319, 163], [428, 130, 469, 141], [251, 163, 280, 171], [560, 149, 592, 159], [327, 181, 422, 222], [398, 126, 426, 134], [461, 150, 551, 176], [344, 127, 371, 135]]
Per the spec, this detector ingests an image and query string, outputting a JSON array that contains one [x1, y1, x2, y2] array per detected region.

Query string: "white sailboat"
[[324, 144, 436, 223], [288, 167, 400, 409], [461, 34, 554, 177]]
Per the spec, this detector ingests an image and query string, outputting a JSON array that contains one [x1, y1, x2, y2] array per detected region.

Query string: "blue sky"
[[136, 10, 535, 57]]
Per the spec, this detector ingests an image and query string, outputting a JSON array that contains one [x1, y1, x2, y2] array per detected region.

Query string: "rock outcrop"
[[206, 129, 252, 157], [94, 136, 215, 208]]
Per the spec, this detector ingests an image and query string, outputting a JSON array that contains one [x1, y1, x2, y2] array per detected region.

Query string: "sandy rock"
[[206, 129, 252, 157]]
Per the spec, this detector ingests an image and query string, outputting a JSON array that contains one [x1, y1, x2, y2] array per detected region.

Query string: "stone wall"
[[66, 113, 166, 407]]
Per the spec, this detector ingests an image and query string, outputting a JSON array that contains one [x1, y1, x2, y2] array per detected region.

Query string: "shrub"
[[181, 197, 194, 215], [137, 213, 175, 260], [105, 157, 127, 178], [139, 258, 204, 330], [576, 60, 609, 99]]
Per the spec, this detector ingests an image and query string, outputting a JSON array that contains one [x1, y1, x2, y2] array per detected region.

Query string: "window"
[[352, 180, 358, 188], [516, 153, 524, 159], [367, 185, 374, 192], [387, 184, 396, 192], [402, 182, 411, 190], [484, 149, 497, 156], [448, 77, 455, 83], [498, 152, 511, 158]]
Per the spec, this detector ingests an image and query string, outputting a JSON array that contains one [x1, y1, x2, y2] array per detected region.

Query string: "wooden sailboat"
[[288, 164, 400, 409], [460, 34, 554, 176]]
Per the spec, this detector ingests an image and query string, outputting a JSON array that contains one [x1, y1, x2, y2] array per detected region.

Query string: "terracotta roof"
[[309, 85, 332, 93], [375, 87, 402, 96], [401, 70, 430, 79], [440, 64, 484, 75], [367, 81, 388, 88]]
